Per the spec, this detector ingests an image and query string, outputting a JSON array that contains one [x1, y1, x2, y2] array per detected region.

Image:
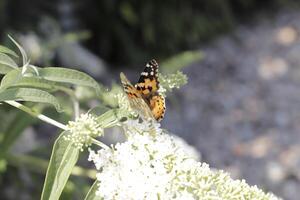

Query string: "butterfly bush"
[[88, 118, 280, 200], [85, 74, 281, 200], [1, 38, 280, 199], [60, 71, 281, 199]]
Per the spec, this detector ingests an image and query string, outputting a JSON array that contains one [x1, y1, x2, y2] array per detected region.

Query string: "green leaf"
[[0, 53, 18, 74], [0, 111, 36, 159], [0, 69, 67, 92], [0, 45, 18, 57], [161, 51, 203, 73], [38, 67, 102, 96], [41, 132, 80, 200], [0, 68, 21, 89], [0, 88, 62, 112], [96, 109, 123, 128], [8, 35, 28, 65], [0, 64, 14, 75], [99, 83, 121, 107], [84, 180, 102, 200], [88, 105, 110, 116]]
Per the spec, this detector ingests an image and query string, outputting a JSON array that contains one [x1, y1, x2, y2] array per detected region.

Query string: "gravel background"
[[162, 9, 300, 200]]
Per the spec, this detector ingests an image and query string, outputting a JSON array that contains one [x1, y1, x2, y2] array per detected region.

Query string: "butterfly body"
[[120, 59, 165, 121]]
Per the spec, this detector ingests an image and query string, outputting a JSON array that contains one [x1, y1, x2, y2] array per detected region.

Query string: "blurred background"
[[1, 0, 300, 199]]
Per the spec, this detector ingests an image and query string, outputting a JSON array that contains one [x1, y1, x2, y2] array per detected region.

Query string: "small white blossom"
[[65, 113, 103, 151], [88, 123, 280, 200], [122, 118, 162, 137], [172, 134, 201, 161]]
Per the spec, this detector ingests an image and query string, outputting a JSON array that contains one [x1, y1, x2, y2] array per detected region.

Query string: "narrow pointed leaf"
[[38, 67, 102, 95], [0, 45, 18, 57], [0, 53, 18, 74], [0, 53, 18, 67], [84, 180, 101, 200], [8, 35, 27, 65], [0, 88, 62, 112], [0, 111, 36, 159], [0, 64, 15, 74], [88, 105, 110, 116], [161, 51, 202, 73], [41, 132, 80, 200], [0, 69, 67, 92]]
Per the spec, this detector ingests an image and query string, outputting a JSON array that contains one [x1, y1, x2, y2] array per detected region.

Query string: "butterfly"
[[120, 59, 165, 121]]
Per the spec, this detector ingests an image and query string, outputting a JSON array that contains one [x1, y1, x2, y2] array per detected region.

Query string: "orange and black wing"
[[135, 59, 166, 121], [135, 59, 159, 97], [120, 72, 154, 121], [121, 59, 166, 122], [149, 94, 165, 122], [120, 72, 142, 99]]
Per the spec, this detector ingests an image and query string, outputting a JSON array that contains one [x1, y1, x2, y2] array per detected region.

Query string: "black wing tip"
[[148, 59, 158, 66]]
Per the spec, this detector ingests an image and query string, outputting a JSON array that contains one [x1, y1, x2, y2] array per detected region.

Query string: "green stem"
[[91, 138, 109, 150], [96, 109, 123, 128], [5, 100, 67, 130]]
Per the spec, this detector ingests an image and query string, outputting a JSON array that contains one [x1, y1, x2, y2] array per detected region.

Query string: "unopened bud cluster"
[[159, 71, 188, 96], [65, 113, 103, 151]]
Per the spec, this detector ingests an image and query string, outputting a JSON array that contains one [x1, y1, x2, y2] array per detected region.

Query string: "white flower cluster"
[[122, 118, 162, 136], [171, 134, 201, 161], [88, 122, 280, 200], [65, 113, 103, 151]]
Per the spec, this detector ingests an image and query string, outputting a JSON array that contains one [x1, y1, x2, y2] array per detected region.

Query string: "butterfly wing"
[[120, 72, 155, 121], [120, 59, 166, 122], [149, 94, 165, 122], [120, 72, 142, 99], [135, 59, 159, 97], [135, 59, 166, 121]]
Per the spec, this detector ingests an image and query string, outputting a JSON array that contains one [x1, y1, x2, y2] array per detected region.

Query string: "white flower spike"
[[88, 122, 280, 200]]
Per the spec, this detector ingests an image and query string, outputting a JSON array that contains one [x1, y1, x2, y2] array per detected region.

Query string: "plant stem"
[[91, 138, 110, 150], [5, 100, 67, 130]]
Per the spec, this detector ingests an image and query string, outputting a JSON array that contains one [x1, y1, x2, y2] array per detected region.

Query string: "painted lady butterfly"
[[120, 59, 166, 121]]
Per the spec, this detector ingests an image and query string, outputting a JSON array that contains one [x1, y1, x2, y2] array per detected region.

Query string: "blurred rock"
[[275, 26, 298, 45], [259, 57, 288, 80], [266, 161, 286, 183], [57, 42, 108, 79], [163, 8, 300, 200]]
